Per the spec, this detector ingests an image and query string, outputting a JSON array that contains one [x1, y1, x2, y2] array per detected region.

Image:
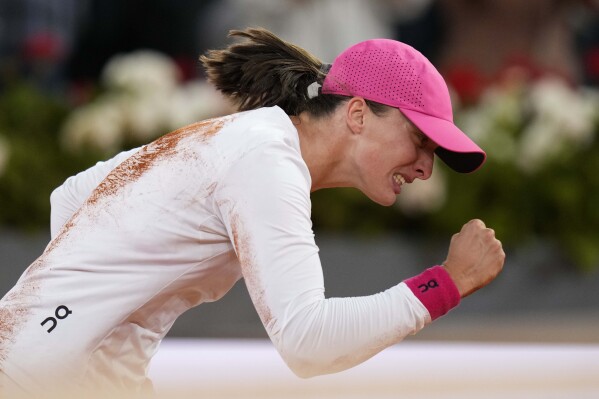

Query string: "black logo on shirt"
[[41, 305, 72, 333]]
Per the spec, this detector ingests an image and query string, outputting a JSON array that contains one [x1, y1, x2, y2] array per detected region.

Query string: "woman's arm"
[[215, 141, 460, 378]]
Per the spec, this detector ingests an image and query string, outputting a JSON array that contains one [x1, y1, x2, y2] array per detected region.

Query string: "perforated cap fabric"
[[322, 39, 486, 173]]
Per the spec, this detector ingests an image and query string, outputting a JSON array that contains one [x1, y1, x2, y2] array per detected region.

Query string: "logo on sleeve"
[[41, 305, 72, 333], [418, 279, 439, 293]]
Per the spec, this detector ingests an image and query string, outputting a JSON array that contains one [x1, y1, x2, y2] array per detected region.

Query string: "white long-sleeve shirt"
[[0, 106, 459, 396]]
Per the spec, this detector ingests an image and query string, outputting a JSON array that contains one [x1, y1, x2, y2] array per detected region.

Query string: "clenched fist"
[[442, 219, 505, 298]]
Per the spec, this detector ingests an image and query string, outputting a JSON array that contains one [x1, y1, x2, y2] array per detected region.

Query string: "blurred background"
[[1, 0, 599, 397]]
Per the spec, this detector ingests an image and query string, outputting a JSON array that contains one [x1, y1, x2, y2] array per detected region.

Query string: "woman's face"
[[352, 107, 437, 206]]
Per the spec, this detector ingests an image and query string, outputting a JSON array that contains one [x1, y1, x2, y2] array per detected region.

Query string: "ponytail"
[[200, 27, 347, 116]]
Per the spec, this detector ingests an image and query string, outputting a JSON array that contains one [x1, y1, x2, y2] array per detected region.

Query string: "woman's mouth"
[[392, 173, 406, 193]]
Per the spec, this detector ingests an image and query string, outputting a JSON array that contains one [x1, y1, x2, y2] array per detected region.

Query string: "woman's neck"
[[291, 112, 355, 192]]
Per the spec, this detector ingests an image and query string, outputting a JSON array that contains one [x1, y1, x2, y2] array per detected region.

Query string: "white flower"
[[518, 118, 562, 173], [0, 135, 10, 177], [456, 107, 494, 144], [396, 166, 447, 215], [458, 105, 519, 163], [480, 86, 524, 129], [62, 51, 237, 156], [528, 77, 595, 144], [167, 80, 231, 129], [101, 50, 180, 95], [456, 84, 525, 163], [456, 90, 522, 164], [122, 93, 171, 142], [518, 78, 598, 173], [60, 97, 126, 154]]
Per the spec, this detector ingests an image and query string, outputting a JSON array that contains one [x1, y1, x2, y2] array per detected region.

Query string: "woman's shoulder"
[[216, 106, 299, 151], [215, 107, 310, 183], [232, 106, 294, 132]]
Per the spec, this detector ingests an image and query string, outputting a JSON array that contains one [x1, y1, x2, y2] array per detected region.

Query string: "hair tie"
[[307, 82, 321, 99], [320, 63, 332, 75]]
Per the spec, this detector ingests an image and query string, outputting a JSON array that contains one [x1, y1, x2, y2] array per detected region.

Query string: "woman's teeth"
[[393, 174, 406, 186]]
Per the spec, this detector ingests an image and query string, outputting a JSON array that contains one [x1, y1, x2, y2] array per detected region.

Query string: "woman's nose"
[[415, 149, 434, 180]]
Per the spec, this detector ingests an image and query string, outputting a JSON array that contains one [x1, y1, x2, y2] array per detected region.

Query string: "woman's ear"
[[346, 97, 368, 134]]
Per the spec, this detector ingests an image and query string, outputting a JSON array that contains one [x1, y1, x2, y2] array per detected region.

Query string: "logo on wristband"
[[418, 279, 439, 293]]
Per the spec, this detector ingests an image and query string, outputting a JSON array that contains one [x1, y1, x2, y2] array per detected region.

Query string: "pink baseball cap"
[[322, 39, 486, 173]]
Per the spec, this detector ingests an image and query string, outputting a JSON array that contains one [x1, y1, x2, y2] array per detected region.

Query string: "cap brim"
[[400, 108, 486, 173]]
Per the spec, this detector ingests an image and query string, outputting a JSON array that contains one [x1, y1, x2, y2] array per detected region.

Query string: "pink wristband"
[[404, 265, 461, 321]]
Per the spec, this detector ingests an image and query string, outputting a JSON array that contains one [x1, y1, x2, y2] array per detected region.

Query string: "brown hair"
[[200, 27, 388, 117]]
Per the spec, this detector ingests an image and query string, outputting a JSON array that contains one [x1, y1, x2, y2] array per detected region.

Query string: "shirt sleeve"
[[214, 140, 433, 378], [49, 148, 140, 238]]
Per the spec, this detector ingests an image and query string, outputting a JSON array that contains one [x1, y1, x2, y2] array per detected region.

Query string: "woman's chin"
[[369, 192, 398, 207]]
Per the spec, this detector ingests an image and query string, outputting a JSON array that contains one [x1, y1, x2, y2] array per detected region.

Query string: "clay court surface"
[[148, 338, 599, 399]]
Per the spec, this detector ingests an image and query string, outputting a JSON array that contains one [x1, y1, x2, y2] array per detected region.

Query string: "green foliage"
[[1, 74, 598, 274], [0, 83, 100, 231]]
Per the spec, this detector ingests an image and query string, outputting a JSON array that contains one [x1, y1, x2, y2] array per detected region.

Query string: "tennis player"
[[0, 28, 504, 397]]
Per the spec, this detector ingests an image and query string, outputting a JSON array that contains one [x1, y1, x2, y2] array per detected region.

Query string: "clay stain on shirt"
[[87, 116, 231, 207], [230, 212, 273, 328], [0, 305, 28, 365], [0, 115, 233, 370], [0, 263, 41, 367]]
